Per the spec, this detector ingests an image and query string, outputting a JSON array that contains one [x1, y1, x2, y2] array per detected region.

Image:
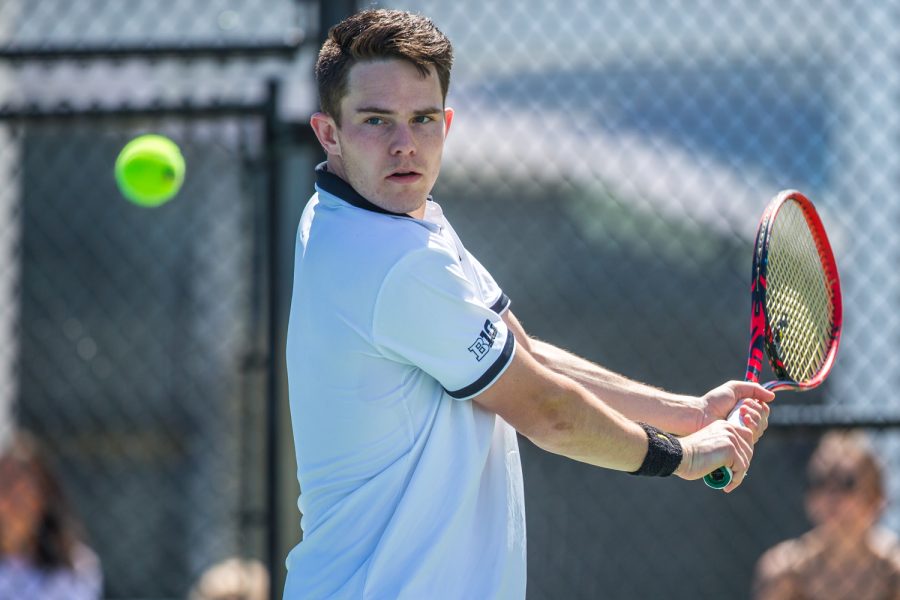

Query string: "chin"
[[379, 190, 426, 212]]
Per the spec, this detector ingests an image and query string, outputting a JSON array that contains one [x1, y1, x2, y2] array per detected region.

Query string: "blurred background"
[[0, 1, 897, 598]]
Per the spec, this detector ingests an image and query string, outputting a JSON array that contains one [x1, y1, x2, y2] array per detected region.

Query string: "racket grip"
[[702, 402, 746, 490]]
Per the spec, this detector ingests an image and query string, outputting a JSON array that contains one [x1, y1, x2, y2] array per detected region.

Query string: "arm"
[[503, 310, 772, 436], [474, 336, 762, 492]]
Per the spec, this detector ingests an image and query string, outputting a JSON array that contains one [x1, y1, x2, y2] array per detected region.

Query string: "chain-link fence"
[[390, 1, 900, 599], [1, 1, 898, 599], [17, 116, 272, 598], [0, 1, 310, 598]]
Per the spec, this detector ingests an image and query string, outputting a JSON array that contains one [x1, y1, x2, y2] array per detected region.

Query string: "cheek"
[[340, 126, 388, 154], [807, 493, 848, 521], [419, 128, 446, 151], [808, 492, 878, 526]]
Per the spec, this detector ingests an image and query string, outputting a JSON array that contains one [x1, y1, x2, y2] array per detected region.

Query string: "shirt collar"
[[314, 163, 443, 232], [315, 162, 414, 218]]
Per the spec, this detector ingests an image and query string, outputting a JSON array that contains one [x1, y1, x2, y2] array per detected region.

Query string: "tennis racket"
[[703, 190, 842, 489]]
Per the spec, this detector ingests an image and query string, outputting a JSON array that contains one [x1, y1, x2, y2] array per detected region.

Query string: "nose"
[[390, 125, 416, 156]]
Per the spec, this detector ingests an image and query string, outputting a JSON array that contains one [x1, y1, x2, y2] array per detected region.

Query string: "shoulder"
[[70, 542, 102, 580], [753, 535, 820, 600], [0, 545, 102, 600], [869, 527, 900, 571], [375, 242, 466, 311], [755, 533, 819, 580]]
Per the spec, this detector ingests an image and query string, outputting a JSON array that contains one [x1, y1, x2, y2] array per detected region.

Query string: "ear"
[[443, 107, 454, 137], [310, 112, 341, 156]]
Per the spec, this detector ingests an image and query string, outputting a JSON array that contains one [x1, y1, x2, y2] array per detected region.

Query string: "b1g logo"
[[468, 320, 498, 362]]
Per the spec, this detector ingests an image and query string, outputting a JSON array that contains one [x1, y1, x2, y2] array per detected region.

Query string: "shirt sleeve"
[[373, 245, 516, 400], [466, 251, 511, 314]]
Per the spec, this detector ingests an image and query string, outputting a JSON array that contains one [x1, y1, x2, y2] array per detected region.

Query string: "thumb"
[[728, 381, 775, 403]]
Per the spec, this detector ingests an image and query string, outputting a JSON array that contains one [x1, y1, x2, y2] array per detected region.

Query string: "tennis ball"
[[115, 134, 185, 207]]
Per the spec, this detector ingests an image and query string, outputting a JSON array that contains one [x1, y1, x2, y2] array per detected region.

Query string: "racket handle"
[[702, 401, 746, 490]]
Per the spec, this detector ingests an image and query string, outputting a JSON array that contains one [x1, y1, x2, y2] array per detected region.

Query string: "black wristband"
[[629, 422, 683, 477]]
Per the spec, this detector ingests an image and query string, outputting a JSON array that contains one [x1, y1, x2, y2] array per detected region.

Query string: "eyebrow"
[[354, 106, 443, 116]]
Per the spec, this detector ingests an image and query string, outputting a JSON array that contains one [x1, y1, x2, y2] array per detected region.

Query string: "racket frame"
[[704, 190, 842, 490], [744, 189, 842, 392]]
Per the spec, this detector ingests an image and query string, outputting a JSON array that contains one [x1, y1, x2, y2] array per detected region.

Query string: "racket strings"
[[765, 202, 835, 382]]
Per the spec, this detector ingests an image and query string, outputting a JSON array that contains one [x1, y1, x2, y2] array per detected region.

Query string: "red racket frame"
[[744, 189, 843, 391], [705, 190, 842, 489]]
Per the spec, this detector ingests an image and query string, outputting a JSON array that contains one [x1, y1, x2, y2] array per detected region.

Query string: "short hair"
[[315, 9, 454, 124]]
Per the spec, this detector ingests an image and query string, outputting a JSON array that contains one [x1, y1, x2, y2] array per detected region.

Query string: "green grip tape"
[[703, 466, 733, 489]]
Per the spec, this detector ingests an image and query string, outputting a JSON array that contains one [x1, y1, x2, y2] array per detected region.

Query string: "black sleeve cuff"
[[445, 333, 516, 399]]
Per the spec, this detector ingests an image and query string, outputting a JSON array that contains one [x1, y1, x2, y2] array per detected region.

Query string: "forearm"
[[513, 364, 652, 472], [528, 338, 703, 435], [476, 341, 653, 472]]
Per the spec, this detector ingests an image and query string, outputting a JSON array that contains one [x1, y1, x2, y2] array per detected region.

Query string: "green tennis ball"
[[115, 134, 185, 207]]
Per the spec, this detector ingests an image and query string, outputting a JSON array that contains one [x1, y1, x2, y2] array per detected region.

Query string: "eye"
[[413, 115, 435, 124], [364, 116, 385, 126]]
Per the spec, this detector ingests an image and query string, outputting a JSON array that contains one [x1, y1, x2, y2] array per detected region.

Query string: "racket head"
[[745, 190, 842, 392], [706, 190, 841, 490]]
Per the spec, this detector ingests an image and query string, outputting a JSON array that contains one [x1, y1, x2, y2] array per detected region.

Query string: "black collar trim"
[[315, 164, 412, 218]]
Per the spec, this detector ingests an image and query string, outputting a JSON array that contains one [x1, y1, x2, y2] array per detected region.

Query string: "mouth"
[[386, 170, 423, 184]]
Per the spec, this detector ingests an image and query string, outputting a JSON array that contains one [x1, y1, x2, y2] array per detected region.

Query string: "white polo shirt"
[[283, 165, 525, 599]]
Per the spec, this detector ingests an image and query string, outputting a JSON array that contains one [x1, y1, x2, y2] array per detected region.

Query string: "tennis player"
[[284, 9, 774, 599]]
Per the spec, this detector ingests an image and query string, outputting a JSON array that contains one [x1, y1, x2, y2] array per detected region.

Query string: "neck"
[[325, 156, 348, 182], [812, 524, 873, 559], [317, 161, 427, 219]]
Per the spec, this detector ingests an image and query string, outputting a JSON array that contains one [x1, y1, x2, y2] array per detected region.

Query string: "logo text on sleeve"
[[468, 320, 498, 362]]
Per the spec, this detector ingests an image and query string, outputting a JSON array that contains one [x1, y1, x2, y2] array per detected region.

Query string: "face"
[[0, 456, 45, 556], [805, 464, 883, 537], [311, 58, 454, 218]]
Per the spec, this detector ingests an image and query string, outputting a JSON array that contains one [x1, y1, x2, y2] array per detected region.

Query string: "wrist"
[[629, 422, 683, 477], [645, 393, 706, 436], [673, 438, 693, 478], [673, 394, 707, 434]]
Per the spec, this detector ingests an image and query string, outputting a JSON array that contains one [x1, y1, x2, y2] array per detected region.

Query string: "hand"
[[674, 418, 755, 493], [700, 381, 774, 443]]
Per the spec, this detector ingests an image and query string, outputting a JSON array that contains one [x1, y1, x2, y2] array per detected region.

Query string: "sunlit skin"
[[310, 58, 454, 219], [754, 437, 900, 600], [0, 456, 44, 558], [805, 464, 883, 547]]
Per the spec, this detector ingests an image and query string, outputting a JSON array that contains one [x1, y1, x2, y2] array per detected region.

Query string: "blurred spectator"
[[0, 429, 102, 600], [189, 557, 269, 600], [753, 430, 900, 600]]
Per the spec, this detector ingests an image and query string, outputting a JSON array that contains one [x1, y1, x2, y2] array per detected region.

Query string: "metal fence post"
[[264, 76, 284, 600]]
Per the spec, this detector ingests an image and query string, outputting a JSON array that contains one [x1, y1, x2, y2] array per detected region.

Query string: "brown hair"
[[315, 9, 454, 124], [0, 430, 85, 569]]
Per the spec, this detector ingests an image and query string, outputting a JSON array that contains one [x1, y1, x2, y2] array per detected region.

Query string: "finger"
[[740, 402, 767, 439], [725, 467, 749, 493], [742, 400, 771, 442], [734, 427, 754, 467], [734, 416, 755, 445], [724, 463, 747, 492], [725, 439, 755, 493], [740, 406, 761, 433], [728, 381, 776, 403]]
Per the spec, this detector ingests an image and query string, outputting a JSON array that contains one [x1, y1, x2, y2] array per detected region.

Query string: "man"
[[285, 9, 774, 599], [753, 431, 900, 600]]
